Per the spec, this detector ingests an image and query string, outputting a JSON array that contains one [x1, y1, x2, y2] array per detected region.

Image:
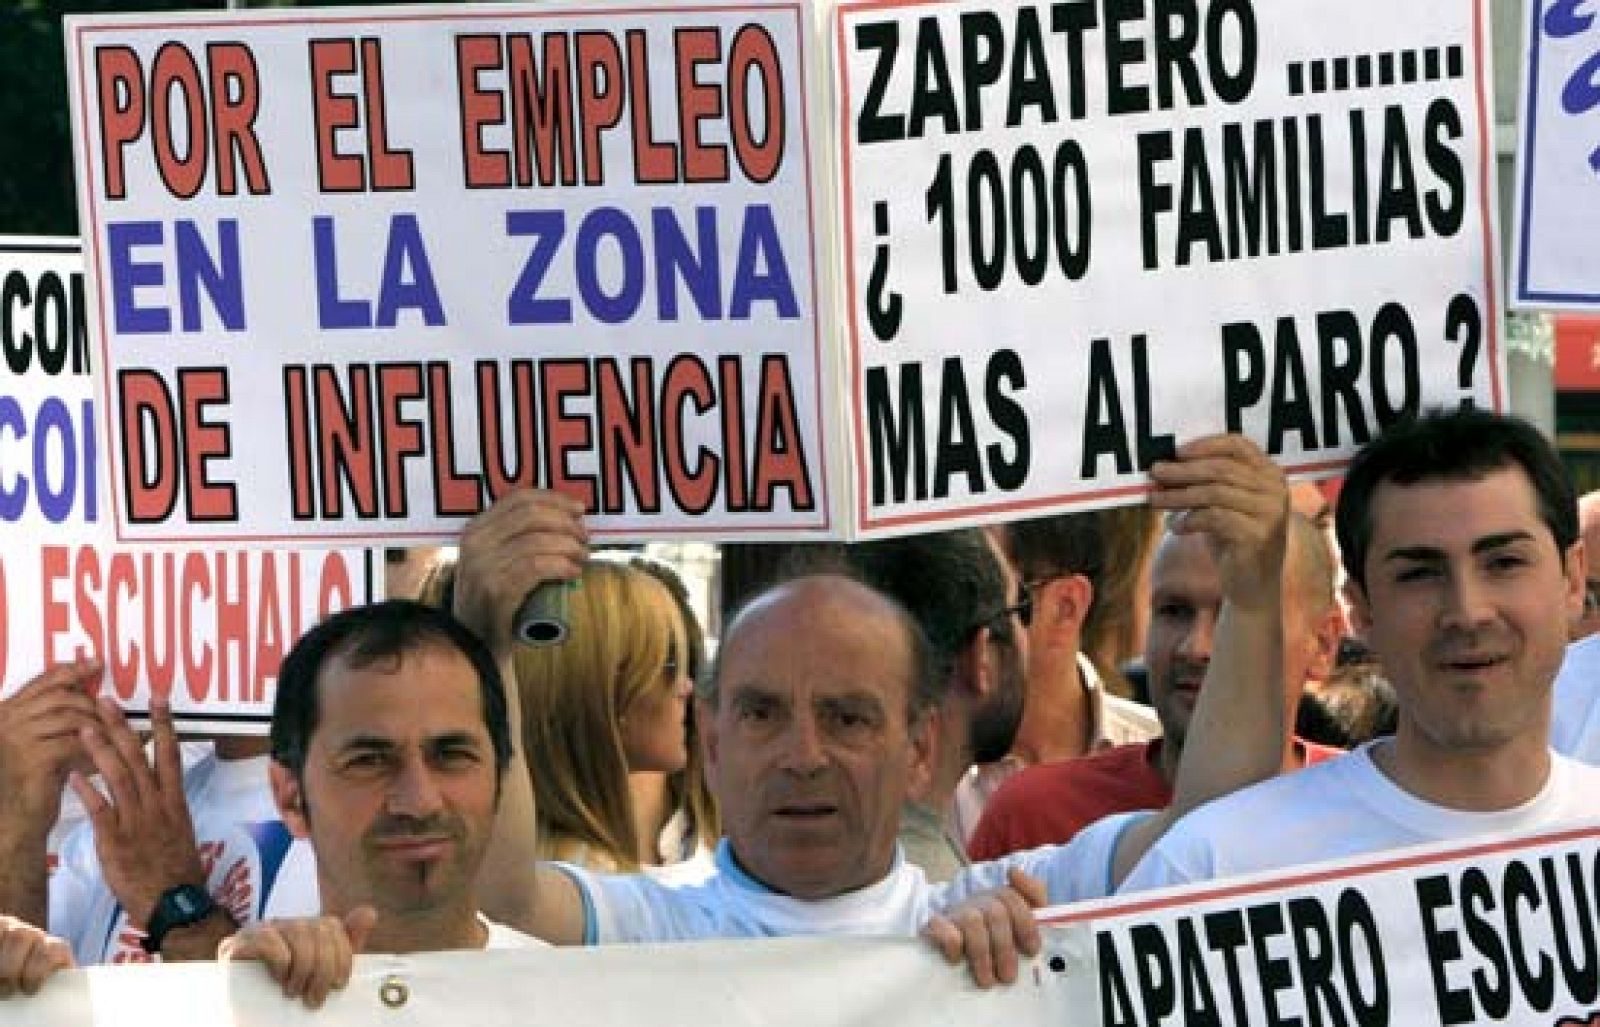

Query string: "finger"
[[68, 770, 112, 823], [19, 935, 73, 995], [957, 908, 996, 989], [279, 926, 319, 1001], [149, 698, 187, 805], [1006, 868, 1050, 911], [461, 490, 589, 549], [343, 906, 378, 955], [919, 915, 963, 965], [91, 698, 155, 814], [0, 932, 25, 999], [13, 686, 98, 726], [999, 887, 1042, 960], [1170, 433, 1272, 464], [19, 708, 97, 745], [1148, 474, 1283, 515], [983, 899, 1018, 986], [12, 659, 103, 703], [77, 727, 137, 835], [301, 922, 341, 1010]]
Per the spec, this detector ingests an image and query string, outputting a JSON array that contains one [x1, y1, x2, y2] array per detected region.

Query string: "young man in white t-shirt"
[[219, 600, 548, 1008], [1125, 408, 1600, 892]]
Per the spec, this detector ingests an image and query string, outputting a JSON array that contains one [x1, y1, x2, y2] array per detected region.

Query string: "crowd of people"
[[2, 406, 1598, 1010]]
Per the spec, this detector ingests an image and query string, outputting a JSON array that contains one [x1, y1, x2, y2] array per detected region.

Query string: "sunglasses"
[[968, 580, 1035, 639]]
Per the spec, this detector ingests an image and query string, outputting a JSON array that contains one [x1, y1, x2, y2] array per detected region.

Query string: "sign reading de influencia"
[[1513, 0, 1600, 310], [1, 237, 374, 733], [836, 0, 1504, 536], [64, 1, 828, 545]]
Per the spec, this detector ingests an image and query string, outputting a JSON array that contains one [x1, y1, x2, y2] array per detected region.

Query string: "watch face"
[[176, 893, 200, 915]]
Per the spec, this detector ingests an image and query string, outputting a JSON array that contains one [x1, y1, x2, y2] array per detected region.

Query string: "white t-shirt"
[[569, 828, 1135, 944], [1552, 634, 1600, 763], [1122, 741, 1600, 893], [50, 752, 319, 965], [944, 811, 1154, 906]]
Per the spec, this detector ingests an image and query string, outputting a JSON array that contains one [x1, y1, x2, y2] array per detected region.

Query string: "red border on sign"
[[71, 3, 830, 545], [1039, 821, 1600, 926], [835, 0, 1506, 535]]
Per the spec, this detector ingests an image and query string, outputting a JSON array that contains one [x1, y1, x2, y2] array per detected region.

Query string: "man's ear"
[[696, 696, 720, 781], [1564, 539, 1588, 622], [1342, 579, 1373, 640], [1040, 575, 1093, 645], [269, 761, 311, 839], [957, 631, 992, 701], [1305, 605, 1345, 683], [905, 708, 938, 802]]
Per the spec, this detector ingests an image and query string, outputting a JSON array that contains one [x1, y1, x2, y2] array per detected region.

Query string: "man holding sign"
[[1125, 408, 1600, 891], [462, 433, 1293, 950]]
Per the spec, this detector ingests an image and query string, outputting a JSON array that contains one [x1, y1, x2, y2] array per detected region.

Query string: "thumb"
[[1007, 867, 1049, 909], [342, 906, 378, 953]]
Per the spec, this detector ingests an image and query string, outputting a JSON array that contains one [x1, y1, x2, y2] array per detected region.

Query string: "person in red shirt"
[[969, 512, 1344, 860]]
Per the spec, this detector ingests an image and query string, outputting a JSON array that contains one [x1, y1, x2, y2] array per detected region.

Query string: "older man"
[[467, 434, 1295, 941]]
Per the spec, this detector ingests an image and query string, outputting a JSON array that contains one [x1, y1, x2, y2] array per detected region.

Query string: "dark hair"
[[705, 570, 944, 723], [1003, 511, 1105, 588], [271, 599, 512, 778], [1335, 407, 1579, 590], [841, 529, 1009, 688]]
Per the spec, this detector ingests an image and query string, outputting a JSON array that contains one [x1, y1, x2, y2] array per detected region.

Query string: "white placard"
[[64, 2, 831, 545], [836, 0, 1504, 536]]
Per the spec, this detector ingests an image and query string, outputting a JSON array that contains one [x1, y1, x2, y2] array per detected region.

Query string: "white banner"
[[64, 1, 832, 546], [1512, 0, 1600, 310], [12, 822, 1600, 1023], [10, 935, 1085, 1025], [836, 0, 1504, 536], [0, 238, 376, 732]]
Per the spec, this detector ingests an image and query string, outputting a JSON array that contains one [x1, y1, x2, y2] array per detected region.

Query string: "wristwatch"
[[139, 884, 219, 955]]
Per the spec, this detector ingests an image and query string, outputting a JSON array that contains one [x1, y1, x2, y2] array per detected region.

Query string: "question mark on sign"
[[1444, 292, 1482, 408], [867, 201, 902, 342]]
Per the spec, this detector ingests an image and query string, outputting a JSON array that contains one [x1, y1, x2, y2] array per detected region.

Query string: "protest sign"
[[1, 238, 375, 732], [1513, 0, 1600, 310], [1046, 820, 1600, 1026], [836, 0, 1504, 535], [64, 1, 830, 546], [11, 933, 1083, 1026]]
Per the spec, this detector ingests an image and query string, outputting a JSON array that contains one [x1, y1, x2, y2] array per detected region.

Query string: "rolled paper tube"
[[512, 581, 570, 646]]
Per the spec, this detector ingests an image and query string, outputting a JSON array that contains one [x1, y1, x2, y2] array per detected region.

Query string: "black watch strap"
[[140, 884, 218, 955]]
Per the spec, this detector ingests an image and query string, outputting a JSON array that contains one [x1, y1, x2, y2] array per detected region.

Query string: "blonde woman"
[[420, 555, 702, 872]]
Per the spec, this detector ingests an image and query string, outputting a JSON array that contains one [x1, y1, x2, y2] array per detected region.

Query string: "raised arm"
[[450, 490, 591, 944], [1111, 434, 1288, 883]]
